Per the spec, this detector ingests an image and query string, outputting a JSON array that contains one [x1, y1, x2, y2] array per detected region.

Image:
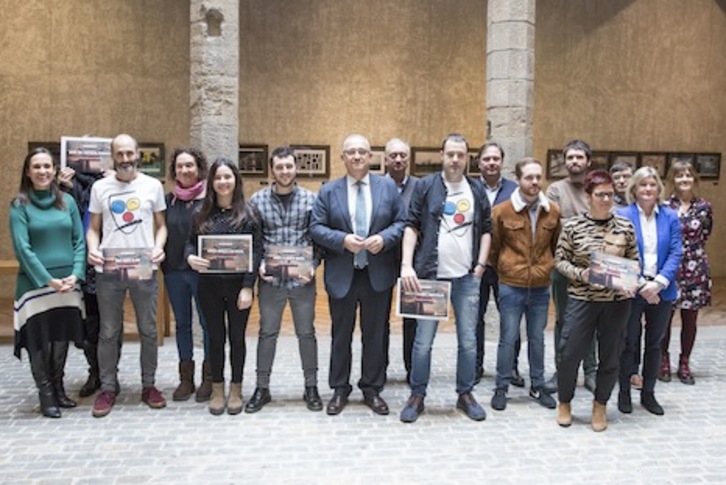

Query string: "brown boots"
[[209, 382, 226, 415], [677, 355, 695, 385], [172, 360, 196, 401], [196, 360, 213, 402], [227, 382, 243, 415], [556, 402, 572, 427], [591, 401, 607, 432]]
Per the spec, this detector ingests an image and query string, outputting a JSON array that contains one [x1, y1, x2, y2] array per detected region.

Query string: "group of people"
[[10, 133, 712, 431]]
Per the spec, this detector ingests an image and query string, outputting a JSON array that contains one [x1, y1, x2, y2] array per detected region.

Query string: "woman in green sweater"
[[9, 147, 86, 418]]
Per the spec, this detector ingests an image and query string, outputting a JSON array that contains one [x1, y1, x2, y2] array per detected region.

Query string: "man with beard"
[[489, 158, 561, 411], [86, 133, 168, 417], [383, 138, 419, 384], [310, 134, 405, 416], [544, 139, 596, 394], [245, 146, 322, 413]]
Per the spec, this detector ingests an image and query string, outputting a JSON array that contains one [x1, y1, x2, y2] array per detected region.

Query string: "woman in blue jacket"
[[616, 167, 682, 416]]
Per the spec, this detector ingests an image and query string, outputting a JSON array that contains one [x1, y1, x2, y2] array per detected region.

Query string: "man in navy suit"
[[475, 142, 520, 385], [310, 134, 405, 416]]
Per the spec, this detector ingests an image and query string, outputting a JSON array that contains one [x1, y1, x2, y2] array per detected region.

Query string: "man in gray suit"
[[310, 134, 405, 416], [383, 138, 419, 383]]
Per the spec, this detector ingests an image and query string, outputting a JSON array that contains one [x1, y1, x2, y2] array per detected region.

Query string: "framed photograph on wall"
[[639, 152, 668, 177], [694, 153, 721, 180], [238, 144, 269, 177], [467, 150, 481, 177], [546, 149, 567, 179], [411, 147, 441, 177], [292, 145, 330, 178], [138, 142, 165, 178], [590, 151, 610, 172], [370, 146, 386, 174], [667, 152, 695, 169], [609, 152, 639, 172], [60, 136, 113, 173]]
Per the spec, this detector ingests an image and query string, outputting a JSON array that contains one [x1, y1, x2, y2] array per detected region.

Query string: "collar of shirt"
[[347, 173, 371, 188]]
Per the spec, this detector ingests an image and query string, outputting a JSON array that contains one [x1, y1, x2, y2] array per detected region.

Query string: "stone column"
[[486, 0, 536, 168], [190, 0, 239, 162]]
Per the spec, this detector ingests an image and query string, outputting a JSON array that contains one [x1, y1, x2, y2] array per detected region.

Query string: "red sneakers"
[[92, 391, 116, 418], [142, 386, 167, 409]]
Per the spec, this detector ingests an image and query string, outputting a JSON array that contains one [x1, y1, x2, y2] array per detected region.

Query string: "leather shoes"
[[326, 392, 348, 415], [511, 368, 525, 388], [303, 386, 323, 412], [618, 390, 632, 414], [641, 391, 664, 416], [244, 387, 271, 413], [364, 393, 390, 415]]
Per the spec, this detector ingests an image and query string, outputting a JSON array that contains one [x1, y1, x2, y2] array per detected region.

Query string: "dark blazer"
[[617, 203, 683, 301], [488, 177, 518, 207], [310, 174, 405, 299]]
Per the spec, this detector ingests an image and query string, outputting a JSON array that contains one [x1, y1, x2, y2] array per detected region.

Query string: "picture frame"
[[609, 152, 639, 172], [292, 145, 330, 178], [411, 146, 441, 177], [138, 142, 166, 178], [60, 136, 113, 173], [238, 144, 269, 177], [590, 151, 610, 172], [466, 149, 481, 177], [639, 152, 668, 178], [694, 153, 721, 180], [370, 146, 386, 174], [667, 153, 695, 170], [546, 149, 567, 179]]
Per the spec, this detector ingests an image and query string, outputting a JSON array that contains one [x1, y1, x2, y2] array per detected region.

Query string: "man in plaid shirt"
[[246, 145, 322, 412]]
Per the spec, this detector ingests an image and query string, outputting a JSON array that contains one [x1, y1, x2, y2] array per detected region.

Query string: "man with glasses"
[[383, 138, 419, 384], [610, 162, 634, 209], [310, 134, 405, 416], [544, 139, 596, 394], [399, 133, 492, 423]]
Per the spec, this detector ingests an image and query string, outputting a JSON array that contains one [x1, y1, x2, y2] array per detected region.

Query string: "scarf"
[[173, 180, 205, 202]]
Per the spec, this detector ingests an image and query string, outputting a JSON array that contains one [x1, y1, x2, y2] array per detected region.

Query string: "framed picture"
[[370, 146, 386, 174], [238, 144, 269, 177], [546, 149, 567, 179], [466, 149, 481, 176], [590, 151, 610, 172], [411, 146, 441, 177], [694, 153, 721, 180], [292, 145, 330, 178], [667, 152, 695, 171], [60, 136, 113, 173], [639, 152, 668, 177], [609, 152, 639, 171], [138, 142, 165, 177]]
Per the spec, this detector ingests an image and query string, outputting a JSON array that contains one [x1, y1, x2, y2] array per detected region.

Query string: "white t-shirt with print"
[[437, 177, 474, 279], [89, 172, 166, 272]]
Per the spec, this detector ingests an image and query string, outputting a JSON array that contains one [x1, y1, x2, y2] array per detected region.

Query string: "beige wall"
[[1, 0, 725, 292]]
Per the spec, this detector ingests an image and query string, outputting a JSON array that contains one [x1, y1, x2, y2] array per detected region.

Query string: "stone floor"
[[1, 321, 725, 484]]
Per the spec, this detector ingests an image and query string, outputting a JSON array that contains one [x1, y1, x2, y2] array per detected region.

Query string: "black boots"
[[79, 342, 101, 397], [29, 348, 61, 418], [51, 342, 76, 408]]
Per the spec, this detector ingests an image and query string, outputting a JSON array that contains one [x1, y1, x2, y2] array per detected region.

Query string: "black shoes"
[[491, 389, 507, 411], [529, 387, 557, 409], [303, 386, 323, 411], [38, 382, 61, 419], [79, 373, 101, 398], [326, 391, 349, 415], [244, 387, 271, 413], [511, 368, 525, 388], [618, 390, 632, 414], [641, 391, 664, 416], [363, 393, 390, 415]]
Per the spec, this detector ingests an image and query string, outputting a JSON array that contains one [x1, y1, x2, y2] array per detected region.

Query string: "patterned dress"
[[667, 195, 712, 310]]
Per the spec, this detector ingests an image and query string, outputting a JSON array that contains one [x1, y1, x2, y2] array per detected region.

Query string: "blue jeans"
[[164, 270, 208, 362], [495, 284, 550, 390], [410, 273, 480, 397]]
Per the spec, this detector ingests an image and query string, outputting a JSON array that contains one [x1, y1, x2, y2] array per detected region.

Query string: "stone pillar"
[[486, 0, 536, 169], [190, 0, 239, 162]]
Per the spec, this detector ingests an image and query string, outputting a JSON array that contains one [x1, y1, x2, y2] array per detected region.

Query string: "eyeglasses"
[[344, 148, 370, 157], [592, 191, 615, 200], [387, 152, 409, 160]]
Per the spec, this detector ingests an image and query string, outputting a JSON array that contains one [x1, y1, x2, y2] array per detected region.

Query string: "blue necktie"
[[354, 181, 368, 269]]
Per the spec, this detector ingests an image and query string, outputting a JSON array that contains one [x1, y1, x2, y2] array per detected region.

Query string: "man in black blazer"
[[310, 134, 405, 415]]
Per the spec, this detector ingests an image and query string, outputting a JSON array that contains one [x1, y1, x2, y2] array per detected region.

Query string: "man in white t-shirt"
[[86, 133, 168, 418], [399, 133, 492, 423]]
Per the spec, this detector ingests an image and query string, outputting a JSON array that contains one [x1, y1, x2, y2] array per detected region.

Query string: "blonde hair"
[[626, 166, 665, 205], [666, 160, 700, 198]]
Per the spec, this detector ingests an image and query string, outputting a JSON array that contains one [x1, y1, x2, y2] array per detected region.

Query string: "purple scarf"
[[173, 180, 206, 202]]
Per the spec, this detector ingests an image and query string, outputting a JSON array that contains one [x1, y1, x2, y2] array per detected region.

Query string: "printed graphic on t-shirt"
[[441, 192, 473, 235], [108, 190, 144, 234]]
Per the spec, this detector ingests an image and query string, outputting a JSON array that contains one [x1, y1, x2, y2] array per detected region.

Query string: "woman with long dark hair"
[[9, 147, 86, 418], [186, 157, 262, 415], [659, 161, 712, 384], [162, 148, 210, 402]]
